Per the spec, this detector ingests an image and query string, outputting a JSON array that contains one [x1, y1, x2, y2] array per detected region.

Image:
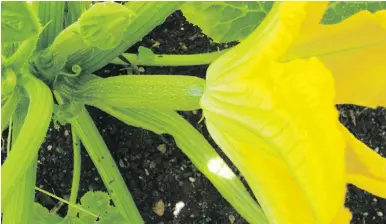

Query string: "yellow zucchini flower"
[[200, 2, 385, 224]]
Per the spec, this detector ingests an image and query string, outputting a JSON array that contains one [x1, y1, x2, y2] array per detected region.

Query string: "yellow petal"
[[301, 2, 329, 28], [203, 49, 347, 224], [283, 10, 386, 108], [341, 125, 386, 198], [331, 207, 352, 224]]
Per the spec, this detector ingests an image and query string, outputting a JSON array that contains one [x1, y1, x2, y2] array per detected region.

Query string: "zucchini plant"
[[2, 1, 385, 224]]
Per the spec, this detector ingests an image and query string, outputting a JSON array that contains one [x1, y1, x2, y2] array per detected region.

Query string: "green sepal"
[[78, 2, 135, 50], [30, 47, 67, 82]]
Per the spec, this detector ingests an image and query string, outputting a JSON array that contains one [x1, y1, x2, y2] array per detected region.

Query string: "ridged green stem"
[[3, 99, 38, 224], [69, 108, 143, 223], [98, 105, 268, 224], [66, 126, 81, 218], [1, 73, 53, 208], [57, 75, 205, 111], [111, 50, 228, 66]]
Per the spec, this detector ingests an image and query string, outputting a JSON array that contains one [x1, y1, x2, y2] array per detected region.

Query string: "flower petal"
[[283, 10, 386, 108], [341, 125, 386, 198], [301, 2, 329, 28], [331, 207, 352, 224], [202, 55, 347, 223]]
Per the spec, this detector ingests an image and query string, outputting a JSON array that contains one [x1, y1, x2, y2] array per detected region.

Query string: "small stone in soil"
[[229, 214, 236, 224], [157, 144, 167, 154], [153, 199, 165, 216], [119, 159, 126, 168], [149, 161, 156, 169], [173, 201, 185, 216]]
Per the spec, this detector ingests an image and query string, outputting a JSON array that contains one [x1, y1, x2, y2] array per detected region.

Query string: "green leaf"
[[33, 203, 63, 224], [138, 46, 155, 62], [75, 191, 125, 223], [1, 2, 40, 43], [79, 2, 135, 50], [181, 2, 273, 43], [322, 1, 386, 24]]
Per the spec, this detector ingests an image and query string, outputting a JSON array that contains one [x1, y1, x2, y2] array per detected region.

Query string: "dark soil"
[[3, 11, 385, 224]]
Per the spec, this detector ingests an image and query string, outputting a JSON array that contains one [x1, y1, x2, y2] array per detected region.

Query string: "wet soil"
[[3, 11, 385, 224]]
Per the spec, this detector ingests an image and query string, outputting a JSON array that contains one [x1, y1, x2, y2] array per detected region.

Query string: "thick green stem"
[[57, 75, 205, 111], [98, 105, 268, 224], [70, 107, 143, 223], [66, 126, 81, 218], [1, 73, 53, 208], [3, 99, 38, 223], [111, 50, 228, 66]]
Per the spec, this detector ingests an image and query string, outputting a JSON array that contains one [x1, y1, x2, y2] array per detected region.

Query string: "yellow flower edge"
[[283, 9, 386, 108], [341, 125, 386, 198]]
